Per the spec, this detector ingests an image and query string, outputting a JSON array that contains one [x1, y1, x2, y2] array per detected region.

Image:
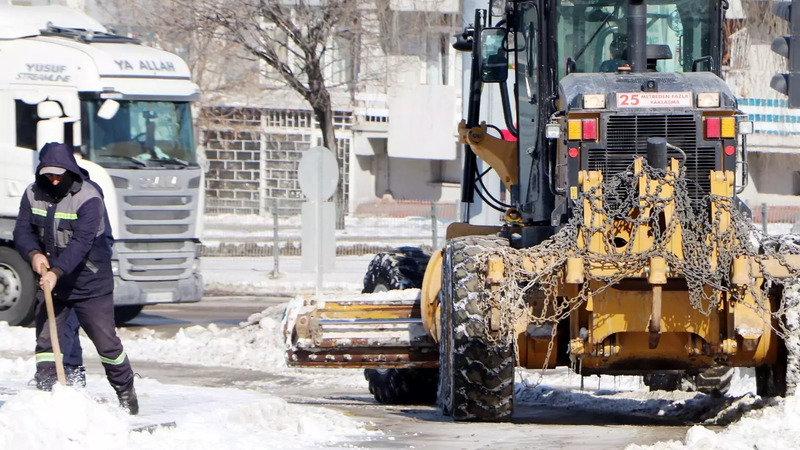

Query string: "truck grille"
[[589, 114, 716, 199], [107, 168, 202, 282]]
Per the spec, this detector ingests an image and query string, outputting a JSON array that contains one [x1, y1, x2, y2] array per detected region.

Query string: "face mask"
[[38, 171, 74, 200]]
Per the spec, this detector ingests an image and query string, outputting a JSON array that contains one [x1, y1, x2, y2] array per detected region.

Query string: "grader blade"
[[283, 290, 438, 368]]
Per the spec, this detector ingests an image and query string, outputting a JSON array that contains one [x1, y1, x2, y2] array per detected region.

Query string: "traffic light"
[[771, 0, 800, 107]]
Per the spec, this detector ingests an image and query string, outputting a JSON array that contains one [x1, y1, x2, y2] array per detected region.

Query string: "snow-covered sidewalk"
[[202, 255, 371, 296]]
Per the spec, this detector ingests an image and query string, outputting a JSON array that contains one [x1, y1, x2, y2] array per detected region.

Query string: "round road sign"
[[298, 146, 339, 201]]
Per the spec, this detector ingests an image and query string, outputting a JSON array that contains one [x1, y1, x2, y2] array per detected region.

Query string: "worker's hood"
[[36, 142, 89, 181]]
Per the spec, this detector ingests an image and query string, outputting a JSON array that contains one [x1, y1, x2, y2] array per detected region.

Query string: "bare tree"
[[93, 1, 259, 106], [173, 0, 364, 152]]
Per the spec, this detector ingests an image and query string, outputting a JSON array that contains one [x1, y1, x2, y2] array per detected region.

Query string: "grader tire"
[[362, 247, 430, 293], [693, 366, 733, 397], [365, 368, 439, 404], [362, 247, 436, 405], [757, 280, 800, 398], [644, 373, 682, 392], [438, 236, 514, 421]]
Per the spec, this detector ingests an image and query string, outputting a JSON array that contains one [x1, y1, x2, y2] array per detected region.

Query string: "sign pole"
[[316, 150, 324, 297], [297, 146, 338, 298]]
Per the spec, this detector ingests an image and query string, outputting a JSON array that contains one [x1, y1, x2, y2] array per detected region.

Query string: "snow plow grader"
[[285, 0, 800, 421]]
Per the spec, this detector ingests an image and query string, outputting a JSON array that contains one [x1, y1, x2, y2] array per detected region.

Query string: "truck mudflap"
[[283, 290, 438, 368]]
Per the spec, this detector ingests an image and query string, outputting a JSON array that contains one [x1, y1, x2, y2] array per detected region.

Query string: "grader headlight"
[[697, 92, 720, 108], [546, 123, 560, 139], [739, 120, 754, 135], [583, 94, 606, 109]]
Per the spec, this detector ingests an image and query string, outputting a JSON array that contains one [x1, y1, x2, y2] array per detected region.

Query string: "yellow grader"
[[285, 0, 800, 421]]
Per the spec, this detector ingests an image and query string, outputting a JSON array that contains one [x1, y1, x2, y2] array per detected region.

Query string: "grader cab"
[[285, 0, 800, 421]]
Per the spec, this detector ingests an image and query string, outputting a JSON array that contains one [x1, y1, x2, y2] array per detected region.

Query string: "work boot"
[[65, 365, 86, 388], [114, 380, 139, 415], [33, 370, 57, 391]]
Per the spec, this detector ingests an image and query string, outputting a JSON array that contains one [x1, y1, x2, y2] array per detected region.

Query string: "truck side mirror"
[[37, 101, 63, 120], [97, 99, 120, 120], [480, 27, 508, 83]]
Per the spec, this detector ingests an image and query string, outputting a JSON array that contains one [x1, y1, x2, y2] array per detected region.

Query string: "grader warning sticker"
[[615, 92, 692, 108]]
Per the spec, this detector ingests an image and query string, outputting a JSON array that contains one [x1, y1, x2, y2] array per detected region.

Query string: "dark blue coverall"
[[13, 142, 137, 414]]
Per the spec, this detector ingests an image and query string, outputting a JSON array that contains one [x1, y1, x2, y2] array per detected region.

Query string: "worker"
[[600, 34, 627, 73], [13, 142, 138, 415]]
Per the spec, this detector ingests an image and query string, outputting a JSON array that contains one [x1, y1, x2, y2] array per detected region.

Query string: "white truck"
[[0, 5, 204, 325]]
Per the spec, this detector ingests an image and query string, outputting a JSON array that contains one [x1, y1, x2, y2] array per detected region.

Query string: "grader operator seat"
[[644, 44, 673, 71], [601, 41, 674, 73]]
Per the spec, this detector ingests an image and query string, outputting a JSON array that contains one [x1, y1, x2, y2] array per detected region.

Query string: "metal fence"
[[748, 202, 800, 235], [201, 199, 459, 257], [202, 200, 800, 258]]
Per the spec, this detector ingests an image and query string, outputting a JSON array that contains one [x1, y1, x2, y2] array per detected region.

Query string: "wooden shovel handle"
[[41, 263, 66, 386]]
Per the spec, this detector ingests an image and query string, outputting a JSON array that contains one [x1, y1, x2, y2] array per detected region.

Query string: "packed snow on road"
[[0, 290, 798, 449]]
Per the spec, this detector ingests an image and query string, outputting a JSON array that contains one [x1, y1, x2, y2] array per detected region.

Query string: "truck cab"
[[0, 5, 203, 325]]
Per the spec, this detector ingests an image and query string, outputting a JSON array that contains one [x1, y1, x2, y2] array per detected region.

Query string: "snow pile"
[[119, 317, 288, 373], [0, 313, 376, 448], [0, 321, 33, 352], [117, 304, 364, 389], [0, 380, 375, 449], [516, 367, 768, 427], [516, 368, 698, 418], [117, 303, 294, 372], [630, 395, 800, 450], [0, 386, 128, 449]]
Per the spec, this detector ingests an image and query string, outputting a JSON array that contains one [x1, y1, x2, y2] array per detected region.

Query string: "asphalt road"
[[122, 295, 287, 334]]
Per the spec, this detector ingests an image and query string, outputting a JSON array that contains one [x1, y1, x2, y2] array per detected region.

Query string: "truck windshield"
[[81, 100, 196, 168], [555, 0, 716, 78]]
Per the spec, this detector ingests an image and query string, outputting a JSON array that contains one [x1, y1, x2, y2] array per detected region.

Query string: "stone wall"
[[201, 106, 349, 216]]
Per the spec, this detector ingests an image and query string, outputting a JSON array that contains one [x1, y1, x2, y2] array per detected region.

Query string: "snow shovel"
[[41, 264, 66, 386]]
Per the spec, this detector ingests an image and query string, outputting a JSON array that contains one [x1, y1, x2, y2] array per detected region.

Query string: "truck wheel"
[[114, 305, 144, 326], [438, 236, 514, 421], [362, 247, 430, 293], [693, 366, 733, 396], [365, 368, 439, 404], [0, 247, 36, 326], [757, 280, 800, 397]]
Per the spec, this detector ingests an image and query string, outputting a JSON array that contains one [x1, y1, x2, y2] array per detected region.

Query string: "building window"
[[330, 34, 355, 86]]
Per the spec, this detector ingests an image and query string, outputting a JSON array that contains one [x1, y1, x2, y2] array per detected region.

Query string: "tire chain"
[[476, 162, 800, 387], [440, 236, 515, 421]]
